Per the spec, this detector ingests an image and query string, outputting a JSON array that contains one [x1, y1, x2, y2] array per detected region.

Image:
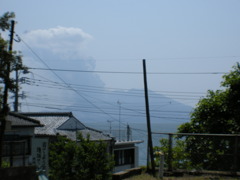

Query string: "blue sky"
[[1, 0, 240, 114]]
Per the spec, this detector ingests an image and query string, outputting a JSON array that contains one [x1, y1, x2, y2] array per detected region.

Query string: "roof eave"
[[115, 140, 144, 145]]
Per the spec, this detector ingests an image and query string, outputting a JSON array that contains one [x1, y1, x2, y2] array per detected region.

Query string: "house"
[[19, 112, 116, 175], [109, 127, 143, 173], [0, 112, 47, 169], [1, 111, 143, 177], [114, 140, 143, 172], [21, 112, 113, 142], [21, 112, 143, 173]]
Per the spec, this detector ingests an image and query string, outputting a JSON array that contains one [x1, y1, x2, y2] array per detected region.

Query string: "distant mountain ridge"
[[71, 88, 193, 125]]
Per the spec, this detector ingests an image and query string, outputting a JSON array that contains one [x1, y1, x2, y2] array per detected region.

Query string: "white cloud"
[[23, 26, 93, 58], [18, 26, 106, 113]]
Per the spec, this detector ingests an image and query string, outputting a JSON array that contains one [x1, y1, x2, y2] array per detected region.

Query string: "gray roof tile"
[[0, 112, 43, 127], [21, 112, 112, 141]]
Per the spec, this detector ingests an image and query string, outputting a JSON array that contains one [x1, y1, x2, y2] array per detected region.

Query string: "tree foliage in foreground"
[[0, 12, 27, 97], [179, 63, 240, 134], [155, 64, 240, 171], [0, 11, 27, 167], [154, 138, 191, 170], [177, 63, 240, 170], [49, 134, 114, 180]]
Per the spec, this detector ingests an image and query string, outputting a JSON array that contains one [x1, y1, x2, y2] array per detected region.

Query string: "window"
[[114, 149, 134, 166], [2, 139, 30, 156]]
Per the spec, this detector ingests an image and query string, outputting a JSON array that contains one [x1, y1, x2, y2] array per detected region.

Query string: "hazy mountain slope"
[[71, 88, 193, 126]]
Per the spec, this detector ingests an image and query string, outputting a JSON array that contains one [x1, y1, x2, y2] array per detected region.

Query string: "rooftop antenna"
[[107, 120, 113, 134]]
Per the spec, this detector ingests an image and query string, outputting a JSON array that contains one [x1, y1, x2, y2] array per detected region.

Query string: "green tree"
[[0, 12, 26, 95], [0, 12, 26, 167], [177, 63, 240, 170], [49, 134, 114, 180], [154, 138, 191, 170]]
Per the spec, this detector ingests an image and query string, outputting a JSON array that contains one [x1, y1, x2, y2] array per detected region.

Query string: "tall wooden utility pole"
[[142, 59, 155, 175], [117, 100, 121, 141], [0, 20, 15, 167], [14, 67, 19, 112], [3, 20, 15, 107]]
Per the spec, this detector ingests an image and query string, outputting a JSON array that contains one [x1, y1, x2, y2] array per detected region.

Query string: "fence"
[[153, 133, 240, 173]]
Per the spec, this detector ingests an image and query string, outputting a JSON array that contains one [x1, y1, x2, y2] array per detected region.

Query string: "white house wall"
[[134, 146, 139, 168], [31, 137, 49, 175], [113, 146, 139, 173]]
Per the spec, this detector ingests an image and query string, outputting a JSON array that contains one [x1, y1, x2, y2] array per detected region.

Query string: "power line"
[[17, 34, 119, 121], [28, 67, 227, 75], [24, 79, 201, 100], [24, 76, 206, 95], [16, 34, 196, 125], [19, 102, 189, 121], [21, 94, 192, 115], [26, 55, 240, 62]]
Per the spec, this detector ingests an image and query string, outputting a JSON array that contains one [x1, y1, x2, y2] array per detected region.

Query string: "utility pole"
[[117, 100, 121, 141], [14, 71, 29, 112], [14, 67, 19, 112], [0, 20, 15, 167], [142, 59, 155, 175], [107, 120, 113, 134], [127, 124, 131, 141], [13, 34, 22, 112], [3, 20, 15, 107]]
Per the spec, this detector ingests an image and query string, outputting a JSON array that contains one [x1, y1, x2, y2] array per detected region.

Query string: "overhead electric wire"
[[16, 34, 194, 128], [24, 77, 203, 100], [19, 85, 191, 121], [31, 75, 205, 95], [28, 67, 227, 75], [16, 33, 196, 140], [17, 34, 118, 122], [22, 95, 191, 117], [21, 73, 192, 121], [18, 37, 171, 133], [20, 102, 189, 121], [26, 84, 200, 101], [23, 87, 191, 109], [81, 55, 240, 62]]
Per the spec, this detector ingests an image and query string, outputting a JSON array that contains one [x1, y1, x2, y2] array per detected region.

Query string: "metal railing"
[[153, 132, 240, 173]]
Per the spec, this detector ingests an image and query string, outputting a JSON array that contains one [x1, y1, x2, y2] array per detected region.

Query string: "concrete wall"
[[112, 167, 142, 180], [114, 164, 133, 173]]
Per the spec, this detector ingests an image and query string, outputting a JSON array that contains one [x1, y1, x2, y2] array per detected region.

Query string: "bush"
[[49, 134, 114, 180]]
